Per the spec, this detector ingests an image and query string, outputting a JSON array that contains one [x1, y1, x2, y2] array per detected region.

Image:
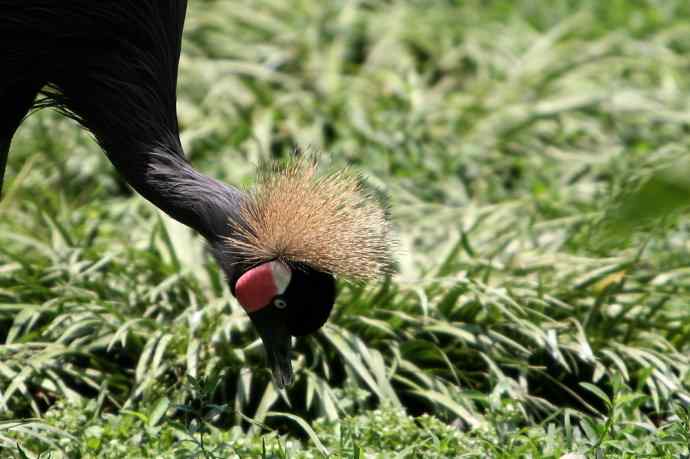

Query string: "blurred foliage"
[[1, 0, 690, 456]]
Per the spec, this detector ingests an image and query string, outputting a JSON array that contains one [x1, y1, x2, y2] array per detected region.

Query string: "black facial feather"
[[282, 265, 337, 337]]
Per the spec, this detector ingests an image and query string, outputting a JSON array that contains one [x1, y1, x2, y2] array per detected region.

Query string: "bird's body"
[[0, 1, 392, 387], [1, 1, 213, 236]]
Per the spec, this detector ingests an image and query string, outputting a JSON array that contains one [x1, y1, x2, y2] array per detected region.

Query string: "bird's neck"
[[110, 137, 243, 243]]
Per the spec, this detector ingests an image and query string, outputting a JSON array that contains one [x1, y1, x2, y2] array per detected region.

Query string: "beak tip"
[[266, 344, 294, 389], [250, 311, 295, 388], [272, 370, 295, 389]]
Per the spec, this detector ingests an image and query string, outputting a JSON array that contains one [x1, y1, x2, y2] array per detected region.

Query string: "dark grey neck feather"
[[9, 2, 242, 259], [119, 142, 245, 244], [97, 134, 248, 284]]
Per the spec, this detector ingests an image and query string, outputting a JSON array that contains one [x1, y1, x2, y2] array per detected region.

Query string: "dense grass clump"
[[1, 0, 690, 457]]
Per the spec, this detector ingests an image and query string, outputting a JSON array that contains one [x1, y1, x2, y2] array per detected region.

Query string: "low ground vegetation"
[[1, 1, 690, 457]]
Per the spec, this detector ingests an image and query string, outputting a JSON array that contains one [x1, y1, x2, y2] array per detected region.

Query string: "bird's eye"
[[273, 298, 288, 309]]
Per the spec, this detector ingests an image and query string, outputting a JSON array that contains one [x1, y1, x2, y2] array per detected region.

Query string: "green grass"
[[2, 0, 690, 457]]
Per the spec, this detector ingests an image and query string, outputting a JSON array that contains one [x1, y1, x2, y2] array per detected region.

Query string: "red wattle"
[[235, 263, 278, 313]]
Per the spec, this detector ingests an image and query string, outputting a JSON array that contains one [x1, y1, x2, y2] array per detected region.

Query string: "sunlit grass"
[[1, 0, 690, 457]]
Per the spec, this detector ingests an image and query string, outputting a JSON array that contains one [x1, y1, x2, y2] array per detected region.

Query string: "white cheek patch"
[[270, 261, 292, 295]]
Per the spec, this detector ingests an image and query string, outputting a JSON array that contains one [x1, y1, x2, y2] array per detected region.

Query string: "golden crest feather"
[[225, 157, 394, 280]]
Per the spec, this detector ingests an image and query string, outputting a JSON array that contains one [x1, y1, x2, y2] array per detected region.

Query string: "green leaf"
[[267, 411, 329, 457], [413, 390, 480, 428], [579, 382, 611, 408], [148, 397, 170, 428]]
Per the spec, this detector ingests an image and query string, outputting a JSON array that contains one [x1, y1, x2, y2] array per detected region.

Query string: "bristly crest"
[[225, 157, 394, 281]]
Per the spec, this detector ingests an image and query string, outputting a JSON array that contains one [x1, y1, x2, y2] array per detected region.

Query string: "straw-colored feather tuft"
[[225, 158, 394, 280]]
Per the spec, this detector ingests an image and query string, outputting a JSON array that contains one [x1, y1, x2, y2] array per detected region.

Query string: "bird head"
[[231, 260, 335, 387], [222, 158, 393, 388]]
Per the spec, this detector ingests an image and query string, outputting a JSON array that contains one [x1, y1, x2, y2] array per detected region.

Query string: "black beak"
[[248, 309, 294, 389]]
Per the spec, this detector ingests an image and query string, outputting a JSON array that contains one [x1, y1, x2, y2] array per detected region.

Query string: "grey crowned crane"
[[0, 1, 392, 388]]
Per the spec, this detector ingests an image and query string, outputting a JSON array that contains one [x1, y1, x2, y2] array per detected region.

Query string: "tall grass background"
[[1, 1, 690, 457]]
